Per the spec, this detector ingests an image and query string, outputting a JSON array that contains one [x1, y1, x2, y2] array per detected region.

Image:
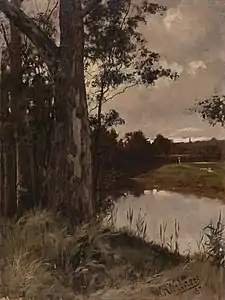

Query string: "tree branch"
[[0, 0, 59, 70], [82, 0, 102, 17], [105, 83, 137, 101]]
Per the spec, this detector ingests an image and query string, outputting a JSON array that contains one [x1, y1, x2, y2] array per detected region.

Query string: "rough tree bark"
[[51, 0, 94, 220], [0, 0, 101, 222]]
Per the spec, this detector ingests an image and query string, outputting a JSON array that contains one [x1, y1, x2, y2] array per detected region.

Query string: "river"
[[114, 189, 225, 254]]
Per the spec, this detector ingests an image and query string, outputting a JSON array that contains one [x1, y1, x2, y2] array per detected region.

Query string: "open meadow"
[[135, 162, 225, 200]]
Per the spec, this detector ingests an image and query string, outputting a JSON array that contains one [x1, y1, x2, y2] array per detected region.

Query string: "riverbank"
[[0, 209, 224, 300], [0, 209, 182, 299], [135, 162, 225, 200]]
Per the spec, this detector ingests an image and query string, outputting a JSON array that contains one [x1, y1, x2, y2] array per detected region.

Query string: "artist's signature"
[[150, 274, 202, 297]]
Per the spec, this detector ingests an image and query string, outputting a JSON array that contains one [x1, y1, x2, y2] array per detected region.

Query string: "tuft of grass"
[[203, 212, 225, 267], [159, 219, 180, 255], [126, 207, 147, 240]]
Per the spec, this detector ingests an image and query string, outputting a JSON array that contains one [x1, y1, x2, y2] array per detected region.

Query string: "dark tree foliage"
[[89, 109, 125, 131], [90, 109, 124, 209], [152, 134, 173, 156], [0, 11, 57, 212], [192, 94, 225, 127], [117, 130, 155, 177], [20, 13, 57, 207]]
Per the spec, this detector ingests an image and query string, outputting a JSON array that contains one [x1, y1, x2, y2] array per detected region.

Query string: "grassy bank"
[[0, 210, 182, 300], [136, 162, 225, 200], [0, 209, 224, 300]]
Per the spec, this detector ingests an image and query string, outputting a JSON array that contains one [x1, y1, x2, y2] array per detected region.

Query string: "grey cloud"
[[105, 0, 225, 140]]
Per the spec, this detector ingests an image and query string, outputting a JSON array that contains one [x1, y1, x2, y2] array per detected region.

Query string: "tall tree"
[[85, 0, 178, 195], [0, 46, 11, 216], [0, 0, 100, 222], [9, 0, 26, 211], [0, 10, 58, 215]]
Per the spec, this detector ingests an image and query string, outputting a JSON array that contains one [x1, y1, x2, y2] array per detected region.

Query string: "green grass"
[[136, 162, 225, 200]]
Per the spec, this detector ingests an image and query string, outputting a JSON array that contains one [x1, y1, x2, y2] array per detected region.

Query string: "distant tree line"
[[95, 124, 224, 203]]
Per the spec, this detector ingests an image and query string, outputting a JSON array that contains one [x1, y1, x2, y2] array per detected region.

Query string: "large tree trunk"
[[49, 0, 93, 222], [0, 0, 97, 222]]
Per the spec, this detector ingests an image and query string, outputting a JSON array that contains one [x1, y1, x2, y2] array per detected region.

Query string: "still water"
[[114, 190, 225, 254]]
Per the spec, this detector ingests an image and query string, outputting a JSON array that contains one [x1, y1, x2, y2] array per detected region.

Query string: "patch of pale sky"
[[187, 61, 207, 76]]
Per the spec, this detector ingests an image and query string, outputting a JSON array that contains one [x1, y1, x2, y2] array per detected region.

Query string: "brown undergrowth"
[[0, 209, 182, 300]]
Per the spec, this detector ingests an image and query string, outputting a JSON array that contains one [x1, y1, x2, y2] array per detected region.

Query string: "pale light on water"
[[114, 190, 225, 254]]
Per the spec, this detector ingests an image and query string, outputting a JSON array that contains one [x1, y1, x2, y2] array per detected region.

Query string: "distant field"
[[135, 162, 225, 200]]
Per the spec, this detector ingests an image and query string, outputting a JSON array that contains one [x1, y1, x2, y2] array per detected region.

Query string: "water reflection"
[[108, 179, 146, 199], [114, 189, 225, 254]]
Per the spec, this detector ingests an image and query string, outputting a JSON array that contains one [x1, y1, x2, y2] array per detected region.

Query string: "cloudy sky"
[[104, 0, 225, 141]]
